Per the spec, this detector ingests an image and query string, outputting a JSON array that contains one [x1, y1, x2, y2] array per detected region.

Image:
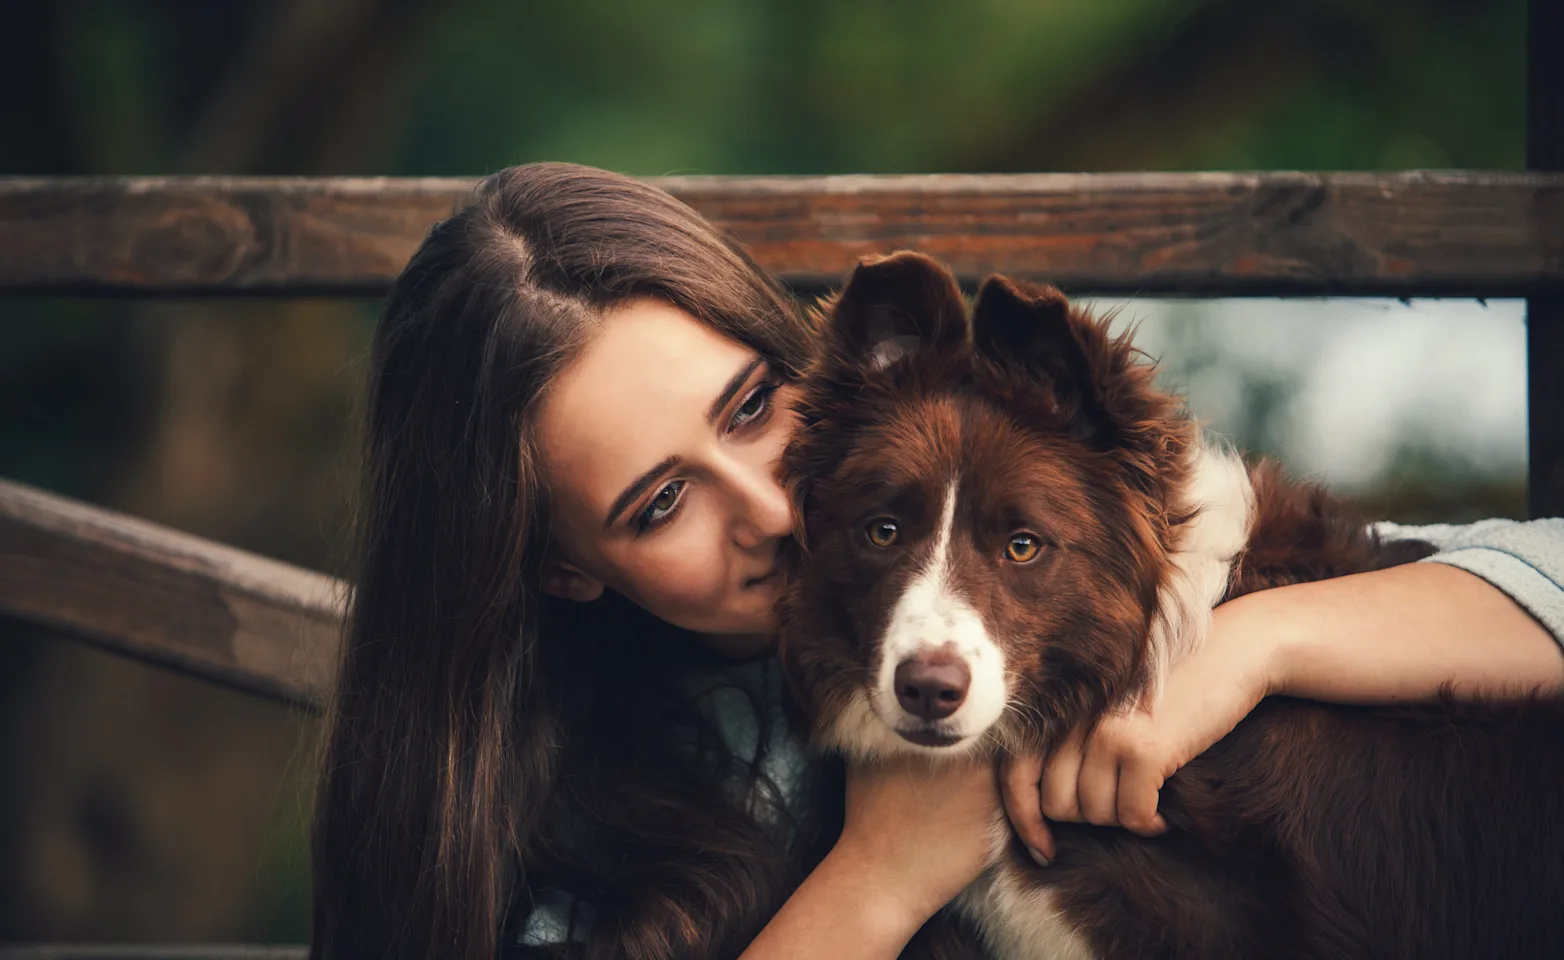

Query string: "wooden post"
[[1529, 0, 1564, 518]]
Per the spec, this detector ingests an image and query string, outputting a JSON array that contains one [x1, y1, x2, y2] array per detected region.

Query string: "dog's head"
[[777, 252, 1198, 761]]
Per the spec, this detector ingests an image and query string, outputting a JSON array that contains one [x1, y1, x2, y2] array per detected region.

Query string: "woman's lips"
[[744, 558, 782, 588]]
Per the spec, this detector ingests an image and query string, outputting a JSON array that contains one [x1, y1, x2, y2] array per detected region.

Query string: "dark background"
[[0, 0, 1529, 943]]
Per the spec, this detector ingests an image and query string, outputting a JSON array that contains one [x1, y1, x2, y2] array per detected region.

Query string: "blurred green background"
[[0, 0, 1530, 944]]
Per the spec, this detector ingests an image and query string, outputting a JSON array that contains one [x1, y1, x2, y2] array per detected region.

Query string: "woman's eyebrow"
[[602, 357, 762, 530], [603, 454, 683, 530], [706, 357, 764, 424]]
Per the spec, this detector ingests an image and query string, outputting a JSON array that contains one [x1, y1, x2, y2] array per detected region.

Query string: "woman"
[[310, 162, 1564, 960]]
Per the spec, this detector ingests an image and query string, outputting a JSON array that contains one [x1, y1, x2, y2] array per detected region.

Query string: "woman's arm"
[[737, 843, 927, 959], [1242, 516, 1564, 704], [1003, 516, 1564, 863], [740, 753, 1001, 959], [1374, 517, 1564, 657], [1270, 560, 1561, 702]]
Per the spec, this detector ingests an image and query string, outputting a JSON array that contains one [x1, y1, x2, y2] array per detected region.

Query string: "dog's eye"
[[866, 518, 900, 547], [1005, 533, 1041, 563]]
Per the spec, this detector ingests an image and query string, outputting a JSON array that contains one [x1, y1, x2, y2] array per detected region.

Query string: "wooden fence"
[[3, 171, 1562, 298], [0, 33, 1561, 951], [1, 169, 1562, 708]]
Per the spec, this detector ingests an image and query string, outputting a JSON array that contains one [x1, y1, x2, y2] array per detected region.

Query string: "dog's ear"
[[822, 251, 968, 370], [972, 274, 1118, 443], [975, 275, 1193, 513]]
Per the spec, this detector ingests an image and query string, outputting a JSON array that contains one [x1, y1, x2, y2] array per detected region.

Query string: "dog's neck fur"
[[1141, 436, 1255, 704]]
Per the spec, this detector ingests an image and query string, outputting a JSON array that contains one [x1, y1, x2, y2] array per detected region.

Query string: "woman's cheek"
[[636, 511, 730, 621]]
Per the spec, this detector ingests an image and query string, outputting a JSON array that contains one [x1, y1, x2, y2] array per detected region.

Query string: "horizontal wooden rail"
[[0, 479, 342, 706], [1, 171, 1561, 296]]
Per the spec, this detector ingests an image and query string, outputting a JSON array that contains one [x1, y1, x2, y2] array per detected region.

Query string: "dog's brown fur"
[[777, 252, 1564, 959]]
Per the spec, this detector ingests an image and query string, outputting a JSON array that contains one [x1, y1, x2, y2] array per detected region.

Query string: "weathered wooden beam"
[[0, 479, 343, 706], [1, 171, 1561, 297], [1529, 0, 1564, 519]]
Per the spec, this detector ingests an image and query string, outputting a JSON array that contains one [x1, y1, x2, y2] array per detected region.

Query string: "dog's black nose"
[[894, 654, 970, 720]]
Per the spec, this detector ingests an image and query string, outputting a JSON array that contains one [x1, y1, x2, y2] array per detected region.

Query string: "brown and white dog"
[[777, 252, 1564, 959]]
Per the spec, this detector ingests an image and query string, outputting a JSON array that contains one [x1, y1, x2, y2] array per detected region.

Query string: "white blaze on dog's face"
[[867, 476, 1010, 755]]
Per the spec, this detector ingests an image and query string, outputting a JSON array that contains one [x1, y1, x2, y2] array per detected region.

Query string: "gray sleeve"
[[514, 889, 594, 949], [1374, 518, 1564, 646]]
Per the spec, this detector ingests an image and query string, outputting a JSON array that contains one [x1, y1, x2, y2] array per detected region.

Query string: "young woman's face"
[[537, 298, 801, 656]]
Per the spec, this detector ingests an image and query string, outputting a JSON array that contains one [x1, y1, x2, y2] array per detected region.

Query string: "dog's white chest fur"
[[954, 858, 1097, 960]]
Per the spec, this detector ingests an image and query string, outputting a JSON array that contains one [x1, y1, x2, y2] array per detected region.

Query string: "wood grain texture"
[[0, 479, 343, 706], [1, 172, 1561, 296]]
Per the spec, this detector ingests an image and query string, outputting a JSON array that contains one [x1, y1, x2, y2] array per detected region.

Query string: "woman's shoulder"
[[682, 657, 813, 822], [510, 888, 594, 951], [1375, 515, 1564, 574], [1375, 515, 1564, 550], [1376, 516, 1564, 643]]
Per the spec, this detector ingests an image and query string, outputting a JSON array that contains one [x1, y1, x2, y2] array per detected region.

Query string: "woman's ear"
[[542, 559, 605, 603]]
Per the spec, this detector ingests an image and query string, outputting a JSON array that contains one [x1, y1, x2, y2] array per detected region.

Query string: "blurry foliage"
[[1354, 436, 1528, 524], [0, 0, 1529, 945], [1136, 300, 1309, 460], [1120, 302, 1528, 524], [395, 0, 1524, 176], [3, 0, 1524, 179]]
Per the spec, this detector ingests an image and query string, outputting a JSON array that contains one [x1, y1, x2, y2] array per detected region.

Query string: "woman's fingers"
[[1038, 731, 1086, 823], [1000, 752, 1055, 863], [1116, 747, 1169, 836], [1049, 716, 1172, 834], [1036, 716, 1176, 848], [1075, 727, 1123, 826]]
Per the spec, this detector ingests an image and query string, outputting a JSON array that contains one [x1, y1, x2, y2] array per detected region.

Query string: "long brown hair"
[[310, 163, 823, 960]]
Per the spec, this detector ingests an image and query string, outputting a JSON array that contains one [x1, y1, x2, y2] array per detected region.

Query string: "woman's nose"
[[729, 465, 793, 549]]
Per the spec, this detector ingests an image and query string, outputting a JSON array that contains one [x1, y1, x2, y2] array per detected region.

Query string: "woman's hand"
[[1002, 561, 1564, 863], [742, 753, 1001, 959], [1000, 598, 1280, 862]]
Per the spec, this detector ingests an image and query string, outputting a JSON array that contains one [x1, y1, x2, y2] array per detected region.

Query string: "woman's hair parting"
[[309, 163, 823, 960]]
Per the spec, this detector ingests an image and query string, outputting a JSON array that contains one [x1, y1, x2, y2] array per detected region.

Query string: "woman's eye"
[[730, 381, 778, 430], [636, 480, 685, 532], [866, 518, 899, 547], [1004, 533, 1041, 563]]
